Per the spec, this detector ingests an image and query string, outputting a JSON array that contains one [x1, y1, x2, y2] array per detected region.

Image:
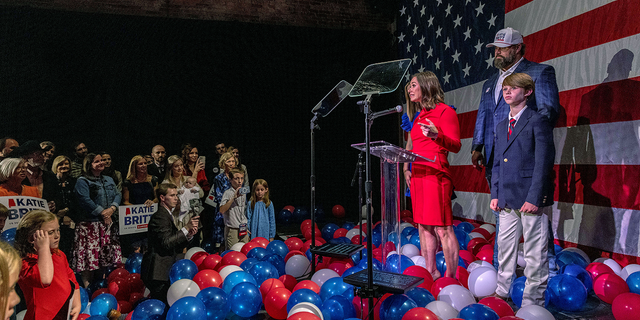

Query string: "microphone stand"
[[310, 113, 319, 275], [351, 151, 365, 251]]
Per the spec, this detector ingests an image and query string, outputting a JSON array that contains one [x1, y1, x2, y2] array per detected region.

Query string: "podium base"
[[343, 269, 423, 294], [310, 243, 364, 259]]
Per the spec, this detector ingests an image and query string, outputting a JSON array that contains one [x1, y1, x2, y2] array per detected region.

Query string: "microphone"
[[371, 105, 403, 119]]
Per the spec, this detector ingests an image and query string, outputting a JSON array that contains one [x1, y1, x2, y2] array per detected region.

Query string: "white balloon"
[[516, 305, 555, 320], [166, 279, 200, 306], [437, 284, 476, 311], [83, 302, 91, 314], [620, 264, 640, 280], [144, 287, 151, 297], [411, 255, 426, 268], [400, 222, 413, 232], [230, 242, 245, 252], [426, 300, 459, 319], [15, 310, 25, 320], [218, 265, 243, 281], [467, 266, 498, 298], [479, 224, 496, 234], [468, 232, 484, 240], [310, 268, 339, 288], [593, 257, 608, 263], [602, 258, 622, 275], [517, 242, 526, 268], [286, 254, 311, 278], [346, 228, 365, 240], [387, 251, 398, 258], [561, 247, 590, 264], [467, 260, 494, 273], [401, 244, 420, 258], [288, 302, 324, 319], [185, 247, 205, 260]]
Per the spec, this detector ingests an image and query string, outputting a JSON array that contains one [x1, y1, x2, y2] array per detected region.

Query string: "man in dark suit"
[[147, 145, 167, 181], [141, 183, 199, 303], [490, 73, 555, 306], [472, 27, 560, 271]]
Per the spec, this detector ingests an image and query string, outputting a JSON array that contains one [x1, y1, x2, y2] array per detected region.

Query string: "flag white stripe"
[[506, 0, 615, 37]]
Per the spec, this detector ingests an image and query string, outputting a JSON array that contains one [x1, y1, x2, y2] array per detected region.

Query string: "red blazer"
[[410, 102, 461, 176]]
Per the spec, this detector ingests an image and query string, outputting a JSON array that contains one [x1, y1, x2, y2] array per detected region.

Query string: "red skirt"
[[410, 164, 453, 226]]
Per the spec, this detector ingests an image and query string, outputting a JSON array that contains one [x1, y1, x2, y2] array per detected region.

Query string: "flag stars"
[[436, 0, 442, 6], [435, 58, 441, 70], [443, 72, 451, 84], [465, 0, 472, 4], [463, 63, 471, 77], [420, 5, 426, 17], [452, 50, 461, 64], [485, 54, 495, 69], [407, 15, 412, 25], [398, 32, 406, 43], [413, 25, 419, 36], [400, 6, 406, 16], [444, 37, 451, 50], [418, 36, 425, 47], [407, 42, 412, 53], [445, 4, 452, 17], [412, 54, 418, 64], [463, 27, 472, 41], [436, 26, 442, 38], [474, 39, 483, 54], [476, 2, 484, 17], [427, 16, 434, 27], [453, 15, 462, 28], [426, 47, 433, 58], [413, 0, 419, 7], [488, 13, 497, 27], [418, 65, 425, 73]]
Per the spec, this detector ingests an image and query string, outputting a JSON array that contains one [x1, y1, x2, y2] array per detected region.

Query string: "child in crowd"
[[176, 177, 204, 231], [247, 179, 275, 241], [15, 210, 81, 319], [0, 240, 21, 320], [219, 168, 248, 250], [0, 203, 8, 231]]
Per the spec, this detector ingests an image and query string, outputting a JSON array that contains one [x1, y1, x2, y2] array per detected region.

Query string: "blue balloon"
[[90, 293, 118, 316], [405, 287, 435, 307], [435, 251, 466, 276], [554, 244, 564, 254], [320, 277, 354, 301], [626, 271, 640, 295], [131, 299, 166, 320], [322, 223, 340, 241], [315, 206, 326, 222], [278, 209, 292, 223], [387, 232, 400, 246], [248, 261, 279, 286], [401, 227, 417, 240], [247, 247, 269, 260], [240, 258, 261, 272], [454, 228, 471, 250], [343, 266, 365, 277], [292, 207, 309, 223], [229, 282, 262, 318], [546, 274, 587, 312], [261, 254, 285, 277], [169, 259, 198, 284], [266, 240, 289, 259], [87, 316, 109, 320], [220, 250, 232, 257], [287, 289, 323, 313], [509, 276, 527, 307], [79, 287, 89, 312], [222, 271, 257, 294], [0, 228, 16, 246], [556, 250, 588, 269], [408, 233, 420, 248], [457, 303, 500, 320], [197, 287, 230, 320], [322, 295, 356, 320], [305, 249, 312, 262], [372, 230, 382, 247], [125, 253, 143, 274], [384, 254, 414, 274], [379, 294, 417, 320], [167, 296, 207, 320], [457, 222, 474, 234], [358, 258, 382, 271], [561, 263, 593, 292], [343, 222, 355, 230], [351, 250, 366, 265]]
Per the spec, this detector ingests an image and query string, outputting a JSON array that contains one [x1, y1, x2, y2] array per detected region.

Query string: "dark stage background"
[[1, 6, 403, 225]]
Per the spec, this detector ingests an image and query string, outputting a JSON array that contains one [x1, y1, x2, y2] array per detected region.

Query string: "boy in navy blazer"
[[490, 73, 555, 306]]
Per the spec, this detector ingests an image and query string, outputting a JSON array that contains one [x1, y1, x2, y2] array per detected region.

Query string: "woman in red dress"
[[403, 71, 461, 279]]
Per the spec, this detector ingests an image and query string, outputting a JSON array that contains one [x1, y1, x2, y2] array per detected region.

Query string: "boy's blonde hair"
[[503, 73, 535, 100]]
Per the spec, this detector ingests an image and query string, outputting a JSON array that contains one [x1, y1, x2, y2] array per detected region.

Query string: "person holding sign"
[[122, 155, 159, 256], [15, 210, 81, 320], [73, 153, 122, 288], [0, 158, 40, 197]]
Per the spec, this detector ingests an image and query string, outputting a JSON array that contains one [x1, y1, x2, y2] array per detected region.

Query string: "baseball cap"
[[486, 27, 523, 48]]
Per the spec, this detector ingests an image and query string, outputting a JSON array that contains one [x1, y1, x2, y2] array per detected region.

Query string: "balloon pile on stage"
[[61, 207, 640, 320]]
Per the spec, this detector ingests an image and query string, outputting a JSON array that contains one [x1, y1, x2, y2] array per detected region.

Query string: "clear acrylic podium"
[[351, 141, 435, 273]]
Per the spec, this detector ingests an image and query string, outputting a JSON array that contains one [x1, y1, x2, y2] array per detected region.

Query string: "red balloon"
[[126, 273, 145, 294], [91, 288, 110, 300], [332, 205, 346, 218], [241, 241, 262, 256], [479, 296, 515, 317], [199, 254, 222, 271], [401, 307, 440, 320], [593, 273, 629, 304], [279, 274, 298, 291], [302, 239, 323, 253], [586, 262, 616, 281], [468, 238, 490, 256], [287, 312, 321, 320], [108, 268, 130, 283], [293, 280, 320, 294], [383, 241, 396, 253], [456, 266, 470, 290], [284, 237, 304, 252], [252, 237, 270, 248], [430, 277, 461, 298], [459, 250, 476, 265], [351, 235, 364, 245], [283, 205, 295, 213], [118, 300, 133, 314], [300, 219, 312, 233], [193, 269, 223, 289], [471, 227, 492, 240], [129, 292, 143, 305], [498, 317, 524, 320], [328, 262, 349, 276], [220, 251, 247, 268], [476, 249, 494, 264], [190, 251, 209, 267], [612, 292, 640, 320], [453, 220, 462, 226], [400, 210, 412, 219], [265, 287, 292, 319], [333, 228, 348, 238], [403, 265, 434, 291], [285, 250, 305, 262], [125, 311, 133, 320], [110, 277, 131, 301], [353, 295, 379, 319], [260, 278, 285, 300], [77, 314, 91, 320]]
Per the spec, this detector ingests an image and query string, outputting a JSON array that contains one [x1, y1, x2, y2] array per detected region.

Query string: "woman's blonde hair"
[[218, 152, 237, 170], [126, 155, 151, 182], [164, 155, 183, 182], [15, 210, 57, 257], [405, 71, 445, 120], [0, 241, 20, 320], [51, 155, 71, 175], [250, 179, 271, 210]]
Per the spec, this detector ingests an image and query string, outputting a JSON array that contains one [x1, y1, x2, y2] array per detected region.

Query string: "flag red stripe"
[[450, 164, 640, 210], [458, 110, 478, 140], [524, 0, 640, 63], [505, 0, 534, 13]]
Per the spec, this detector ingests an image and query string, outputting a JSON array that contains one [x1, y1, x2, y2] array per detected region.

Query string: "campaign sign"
[[0, 196, 50, 231], [119, 203, 157, 235]]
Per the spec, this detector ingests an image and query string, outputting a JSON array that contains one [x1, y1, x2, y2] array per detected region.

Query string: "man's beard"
[[494, 52, 516, 70]]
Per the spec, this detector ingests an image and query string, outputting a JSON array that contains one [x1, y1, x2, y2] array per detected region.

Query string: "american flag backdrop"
[[396, 0, 640, 265]]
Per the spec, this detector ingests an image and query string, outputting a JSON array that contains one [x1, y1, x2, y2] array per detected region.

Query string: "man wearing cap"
[[471, 27, 560, 272]]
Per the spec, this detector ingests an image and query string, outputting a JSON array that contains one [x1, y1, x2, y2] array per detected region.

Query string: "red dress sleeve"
[[20, 255, 48, 289], [433, 105, 462, 153]]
